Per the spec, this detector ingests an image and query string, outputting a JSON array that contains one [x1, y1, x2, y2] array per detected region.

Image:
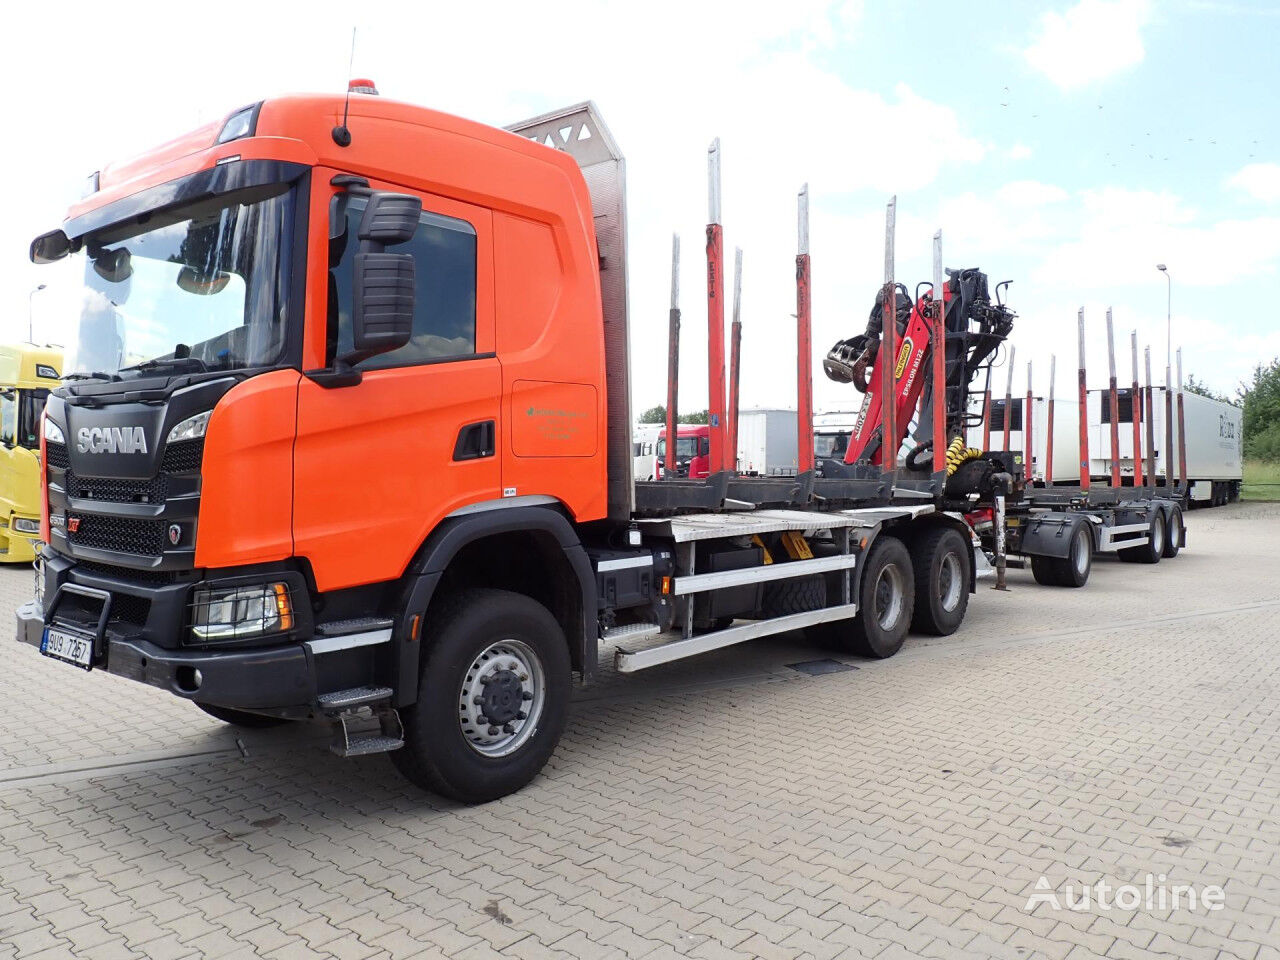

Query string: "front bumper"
[[17, 599, 316, 713]]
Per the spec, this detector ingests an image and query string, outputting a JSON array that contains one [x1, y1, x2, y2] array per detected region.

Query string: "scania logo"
[[76, 426, 148, 454]]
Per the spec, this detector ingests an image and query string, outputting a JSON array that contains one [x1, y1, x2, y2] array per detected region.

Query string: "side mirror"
[[346, 191, 421, 364], [30, 229, 71, 264]]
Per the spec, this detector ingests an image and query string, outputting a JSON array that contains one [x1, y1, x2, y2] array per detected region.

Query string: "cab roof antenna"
[[332, 28, 358, 147]]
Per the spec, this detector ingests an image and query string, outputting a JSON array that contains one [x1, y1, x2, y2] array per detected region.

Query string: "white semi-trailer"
[[969, 389, 1241, 506], [736, 408, 799, 476]]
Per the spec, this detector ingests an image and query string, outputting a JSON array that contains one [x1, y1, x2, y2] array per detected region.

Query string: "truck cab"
[[656, 424, 711, 479], [0, 345, 61, 561], [19, 91, 624, 798]]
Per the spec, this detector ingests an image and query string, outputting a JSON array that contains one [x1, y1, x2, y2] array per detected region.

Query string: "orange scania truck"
[[18, 88, 988, 802]]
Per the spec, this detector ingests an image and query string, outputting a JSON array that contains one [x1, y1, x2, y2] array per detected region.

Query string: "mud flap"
[[1019, 513, 1089, 559]]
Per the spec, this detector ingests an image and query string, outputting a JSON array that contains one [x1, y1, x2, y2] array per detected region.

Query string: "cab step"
[[329, 703, 404, 757], [602, 622, 662, 643], [317, 685, 393, 712]]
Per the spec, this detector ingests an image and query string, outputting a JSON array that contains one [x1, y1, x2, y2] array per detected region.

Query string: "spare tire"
[[760, 574, 826, 618]]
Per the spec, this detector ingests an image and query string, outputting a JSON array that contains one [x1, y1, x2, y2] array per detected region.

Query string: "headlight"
[[190, 582, 293, 642], [43, 418, 65, 444], [12, 517, 40, 535], [167, 411, 211, 444]]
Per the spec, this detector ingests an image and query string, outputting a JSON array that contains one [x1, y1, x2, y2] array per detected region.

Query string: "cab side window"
[[329, 195, 478, 369]]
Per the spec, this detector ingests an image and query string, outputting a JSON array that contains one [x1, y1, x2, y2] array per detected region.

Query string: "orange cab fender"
[[394, 499, 597, 705]]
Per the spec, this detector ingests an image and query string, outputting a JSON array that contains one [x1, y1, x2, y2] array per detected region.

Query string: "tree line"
[[638, 405, 708, 425]]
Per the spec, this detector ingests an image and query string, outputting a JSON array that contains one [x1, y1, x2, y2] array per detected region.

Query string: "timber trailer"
[[17, 89, 1184, 803]]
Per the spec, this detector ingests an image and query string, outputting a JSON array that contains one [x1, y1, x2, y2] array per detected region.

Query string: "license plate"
[[41, 627, 94, 670]]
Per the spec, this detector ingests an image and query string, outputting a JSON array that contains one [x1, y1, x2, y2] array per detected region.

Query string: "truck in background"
[[632, 423, 661, 481], [0, 345, 61, 562], [656, 423, 710, 478]]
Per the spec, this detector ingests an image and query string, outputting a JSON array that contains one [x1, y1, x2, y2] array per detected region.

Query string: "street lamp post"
[[27, 283, 46, 344], [1156, 264, 1173, 487]]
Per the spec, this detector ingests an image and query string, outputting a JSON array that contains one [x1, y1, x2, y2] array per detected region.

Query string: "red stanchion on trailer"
[[1144, 346, 1157, 486], [727, 247, 743, 474], [705, 139, 727, 476], [880, 198, 898, 475], [1025, 360, 1034, 483], [1105, 309, 1121, 488], [796, 186, 814, 477], [1002, 344, 1015, 454], [664, 234, 680, 478], [1131, 330, 1143, 488], [1077, 308, 1090, 492], [1045, 354, 1056, 485], [1177, 348, 1188, 493], [931, 231, 947, 468]]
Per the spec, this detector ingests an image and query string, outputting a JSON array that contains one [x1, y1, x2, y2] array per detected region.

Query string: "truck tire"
[[1118, 510, 1165, 565], [1030, 523, 1092, 587], [909, 527, 969, 635], [760, 574, 826, 618], [810, 536, 913, 658], [1162, 507, 1183, 558], [392, 588, 570, 804], [195, 703, 291, 728]]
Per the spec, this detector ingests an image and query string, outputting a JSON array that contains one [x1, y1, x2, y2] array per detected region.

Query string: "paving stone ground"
[[2, 502, 1278, 959]]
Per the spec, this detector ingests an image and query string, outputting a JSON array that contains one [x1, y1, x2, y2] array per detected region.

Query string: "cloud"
[[1009, 143, 1033, 161], [1226, 163, 1280, 203], [1024, 0, 1152, 90]]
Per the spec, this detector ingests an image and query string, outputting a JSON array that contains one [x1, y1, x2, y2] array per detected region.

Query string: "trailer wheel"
[[1030, 523, 1092, 587], [1118, 511, 1165, 565], [195, 703, 291, 728], [1162, 507, 1183, 558], [810, 535, 913, 658], [392, 588, 570, 804], [909, 527, 970, 635]]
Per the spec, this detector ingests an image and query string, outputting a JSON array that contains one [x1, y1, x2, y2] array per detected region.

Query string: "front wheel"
[[1030, 523, 1092, 587], [392, 588, 570, 804]]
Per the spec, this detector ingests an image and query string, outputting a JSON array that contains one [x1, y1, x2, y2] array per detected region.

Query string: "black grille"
[[75, 559, 180, 584], [69, 515, 166, 557], [162, 439, 204, 473], [46, 442, 69, 470], [65, 472, 168, 504]]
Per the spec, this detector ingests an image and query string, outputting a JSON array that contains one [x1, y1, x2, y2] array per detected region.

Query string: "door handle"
[[453, 420, 495, 461]]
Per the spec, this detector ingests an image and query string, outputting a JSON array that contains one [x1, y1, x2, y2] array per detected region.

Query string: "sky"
[[4, 0, 1279, 414]]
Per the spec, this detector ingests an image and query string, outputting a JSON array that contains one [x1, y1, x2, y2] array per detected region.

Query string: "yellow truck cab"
[[0, 345, 61, 562]]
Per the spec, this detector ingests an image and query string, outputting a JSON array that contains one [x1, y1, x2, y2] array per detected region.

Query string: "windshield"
[[18, 390, 48, 451], [814, 432, 849, 460], [63, 183, 295, 378], [656, 436, 704, 459]]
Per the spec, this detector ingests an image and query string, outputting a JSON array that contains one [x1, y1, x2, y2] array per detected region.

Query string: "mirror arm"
[[304, 358, 363, 390], [330, 174, 371, 196]]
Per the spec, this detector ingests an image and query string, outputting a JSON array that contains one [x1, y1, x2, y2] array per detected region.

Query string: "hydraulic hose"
[[945, 436, 984, 477]]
